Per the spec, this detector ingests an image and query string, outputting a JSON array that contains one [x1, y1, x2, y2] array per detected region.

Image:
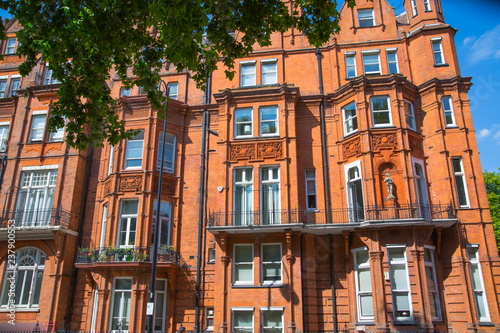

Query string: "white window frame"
[[259, 106, 279, 137], [261, 166, 280, 225], [261, 308, 284, 333], [345, 52, 357, 79], [233, 244, 254, 285], [240, 60, 256, 87], [358, 8, 375, 27], [30, 113, 47, 142], [431, 38, 445, 65], [108, 145, 115, 175], [441, 96, 456, 127], [0, 122, 9, 152], [412, 157, 429, 208], [120, 87, 131, 97], [370, 96, 393, 127], [235, 108, 253, 138], [352, 247, 374, 322], [344, 160, 365, 222], [44, 63, 61, 85], [404, 100, 416, 130], [0, 247, 46, 309], [451, 157, 470, 208], [342, 101, 358, 136], [206, 307, 215, 331], [149, 278, 167, 332], [362, 50, 382, 75], [157, 132, 176, 172], [117, 200, 138, 248], [261, 59, 278, 85], [411, 0, 418, 16], [424, 246, 442, 320], [435, 0, 442, 13], [168, 82, 178, 100], [386, 48, 399, 74], [305, 169, 317, 210], [0, 78, 7, 98], [124, 130, 144, 169], [99, 203, 108, 248], [261, 243, 282, 285], [151, 200, 172, 247], [8, 77, 20, 97], [4, 38, 16, 55], [232, 307, 254, 333], [388, 245, 413, 322], [234, 167, 253, 226], [424, 0, 432, 11], [110, 277, 132, 333], [466, 244, 491, 323], [49, 116, 65, 142], [90, 287, 99, 333]]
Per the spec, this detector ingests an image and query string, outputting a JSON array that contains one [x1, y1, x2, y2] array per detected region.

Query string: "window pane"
[[471, 265, 482, 290], [391, 265, 408, 290], [234, 310, 253, 327], [390, 248, 406, 261], [394, 292, 411, 311], [32, 270, 43, 305], [263, 263, 281, 280], [475, 292, 487, 319], [263, 311, 282, 327], [235, 245, 253, 262], [455, 175, 468, 205], [263, 244, 281, 261], [122, 200, 138, 215], [358, 268, 372, 292], [360, 294, 374, 317], [235, 264, 253, 281], [357, 251, 369, 265]]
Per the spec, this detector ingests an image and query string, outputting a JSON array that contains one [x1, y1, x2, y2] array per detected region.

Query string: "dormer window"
[[358, 9, 375, 28]]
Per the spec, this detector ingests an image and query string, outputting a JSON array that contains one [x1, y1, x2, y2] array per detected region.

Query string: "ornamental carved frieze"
[[103, 178, 111, 195], [257, 142, 282, 160], [229, 141, 283, 162], [153, 175, 176, 195], [118, 175, 143, 192], [409, 135, 423, 154], [230, 143, 256, 161], [343, 138, 361, 159], [372, 133, 397, 151]]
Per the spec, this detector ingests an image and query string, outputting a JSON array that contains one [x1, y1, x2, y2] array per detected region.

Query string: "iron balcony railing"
[[76, 246, 180, 265], [208, 203, 455, 227], [0, 207, 71, 228]]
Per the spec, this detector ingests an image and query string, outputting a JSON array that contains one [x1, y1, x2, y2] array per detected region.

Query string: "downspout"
[[315, 48, 337, 333]]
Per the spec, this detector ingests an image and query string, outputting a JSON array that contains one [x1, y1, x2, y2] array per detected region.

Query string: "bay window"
[[235, 108, 253, 138], [370, 96, 392, 127], [451, 157, 469, 207], [442, 96, 456, 126], [151, 200, 172, 247], [157, 132, 176, 172], [432, 38, 445, 65], [342, 101, 358, 136], [345, 161, 365, 222], [30, 113, 47, 142], [405, 100, 416, 130], [260, 106, 278, 136], [125, 130, 144, 169], [362, 50, 381, 75]]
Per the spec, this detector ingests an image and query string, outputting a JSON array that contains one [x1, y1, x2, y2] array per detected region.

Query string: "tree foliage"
[[484, 169, 500, 255], [0, 0, 358, 149]]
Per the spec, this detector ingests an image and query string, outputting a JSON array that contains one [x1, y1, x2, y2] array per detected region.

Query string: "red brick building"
[[0, 0, 499, 332]]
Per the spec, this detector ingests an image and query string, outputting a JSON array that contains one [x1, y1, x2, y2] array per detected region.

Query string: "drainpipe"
[[316, 48, 337, 333]]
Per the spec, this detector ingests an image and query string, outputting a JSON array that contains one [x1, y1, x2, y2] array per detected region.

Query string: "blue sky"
[[1, 1, 499, 171]]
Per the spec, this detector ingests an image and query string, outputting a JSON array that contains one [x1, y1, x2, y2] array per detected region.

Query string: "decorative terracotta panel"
[[256, 141, 282, 160], [343, 137, 361, 159], [372, 133, 398, 151], [409, 135, 423, 154], [229, 143, 256, 161], [118, 175, 143, 192]]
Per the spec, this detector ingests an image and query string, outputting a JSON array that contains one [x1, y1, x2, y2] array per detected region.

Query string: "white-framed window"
[[352, 247, 374, 322], [441, 96, 455, 126], [370, 96, 392, 127], [108, 145, 115, 175], [467, 244, 490, 322], [0, 123, 9, 152], [124, 130, 144, 169], [241, 61, 256, 87], [44, 64, 61, 85], [305, 169, 317, 210], [49, 116, 65, 142], [4, 38, 16, 55], [424, 0, 432, 11], [386, 49, 399, 74], [424, 246, 441, 320], [411, 0, 418, 16], [110, 278, 132, 332], [234, 167, 253, 226], [435, 0, 442, 13], [120, 87, 131, 97], [362, 50, 381, 75], [260, 106, 278, 136], [151, 200, 172, 247], [342, 101, 358, 136], [99, 203, 108, 248], [0, 79, 7, 98], [412, 158, 429, 209], [206, 307, 215, 331], [261, 166, 280, 225], [345, 160, 365, 222], [261, 244, 282, 284], [0, 247, 46, 309], [388, 245, 413, 321], [117, 200, 138, 247], [145, 279, 167, 332], [261, 59, 278, 85], [261, 308, 284, 333], [235, 108, 253, 138], [8, 77, 20, 97], [358, 8, 375, 27], [232, 308, 254, 333], [431, 38, 445, 65], [30, 113, 47, 142], [157, 132, 176, 172], [345, 52, 357, 79], [451, 157, 470, 208], [90, 287, 99, 333], [139, 86, 146, 95], [404, 100, 416, 130], [233, 244, 254, 285], [168, 82, 178, 100], [17, 169, 58, 227], [208, 248, 216, 263]]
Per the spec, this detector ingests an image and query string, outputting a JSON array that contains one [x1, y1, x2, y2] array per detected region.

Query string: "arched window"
[[0, 247, 46, 308]]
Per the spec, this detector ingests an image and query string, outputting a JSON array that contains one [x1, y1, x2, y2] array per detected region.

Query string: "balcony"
[[75, 246, 180, 267], [0, 208, 74, 240], [207, 203, 457, 235]]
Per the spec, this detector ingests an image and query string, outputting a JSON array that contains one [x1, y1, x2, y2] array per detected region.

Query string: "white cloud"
[[477, 128, 491, 139], [465, 24, 500, 65], [494, 130, 500, 139]]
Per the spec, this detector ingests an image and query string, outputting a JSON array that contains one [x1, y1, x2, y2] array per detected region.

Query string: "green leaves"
[[484, 169, 500, 255], [2, 0, 359, 149]]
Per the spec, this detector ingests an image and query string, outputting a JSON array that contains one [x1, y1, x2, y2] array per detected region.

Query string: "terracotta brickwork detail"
[[229, 141, 282, 162], [118, 175, 143, 192], [372, 133, 398, 151], [343, 137, 361, 159]]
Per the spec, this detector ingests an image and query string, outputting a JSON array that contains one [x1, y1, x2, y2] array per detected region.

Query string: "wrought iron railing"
[[76, 246, 180, 265], [208, 203, 455, 227], [0, 207, 71, 228]]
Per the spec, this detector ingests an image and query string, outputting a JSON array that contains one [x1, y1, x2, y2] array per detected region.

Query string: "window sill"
[[393, 320, 416, 325], [478, 322, 494, 327], [232, 284, 283, 289], [445, 125, 459, 129], [0, 308, 40, 313], [371, 125, 396, 130], [355, 322, 375, 326], [434, 63, 449, 67], [343, 131, 359, 139]]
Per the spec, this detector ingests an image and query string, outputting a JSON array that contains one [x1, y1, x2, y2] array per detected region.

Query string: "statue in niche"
[[384, 173, 395, 199]]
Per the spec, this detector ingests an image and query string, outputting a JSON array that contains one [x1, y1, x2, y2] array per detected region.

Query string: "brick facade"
[[0, 0, 499, 332]]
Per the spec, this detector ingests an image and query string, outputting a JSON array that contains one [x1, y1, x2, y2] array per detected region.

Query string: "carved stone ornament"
[[229, 141, 283, 162], [372, 133, 398, 151], [230, 143, 256, 161], [153, 176, 176, 195], [409, 136, 423, 154], [343, 137, 361, 159], [257, 142, 283, 160], [103, 178, 111, 195], [118, 175, 143, 192]]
